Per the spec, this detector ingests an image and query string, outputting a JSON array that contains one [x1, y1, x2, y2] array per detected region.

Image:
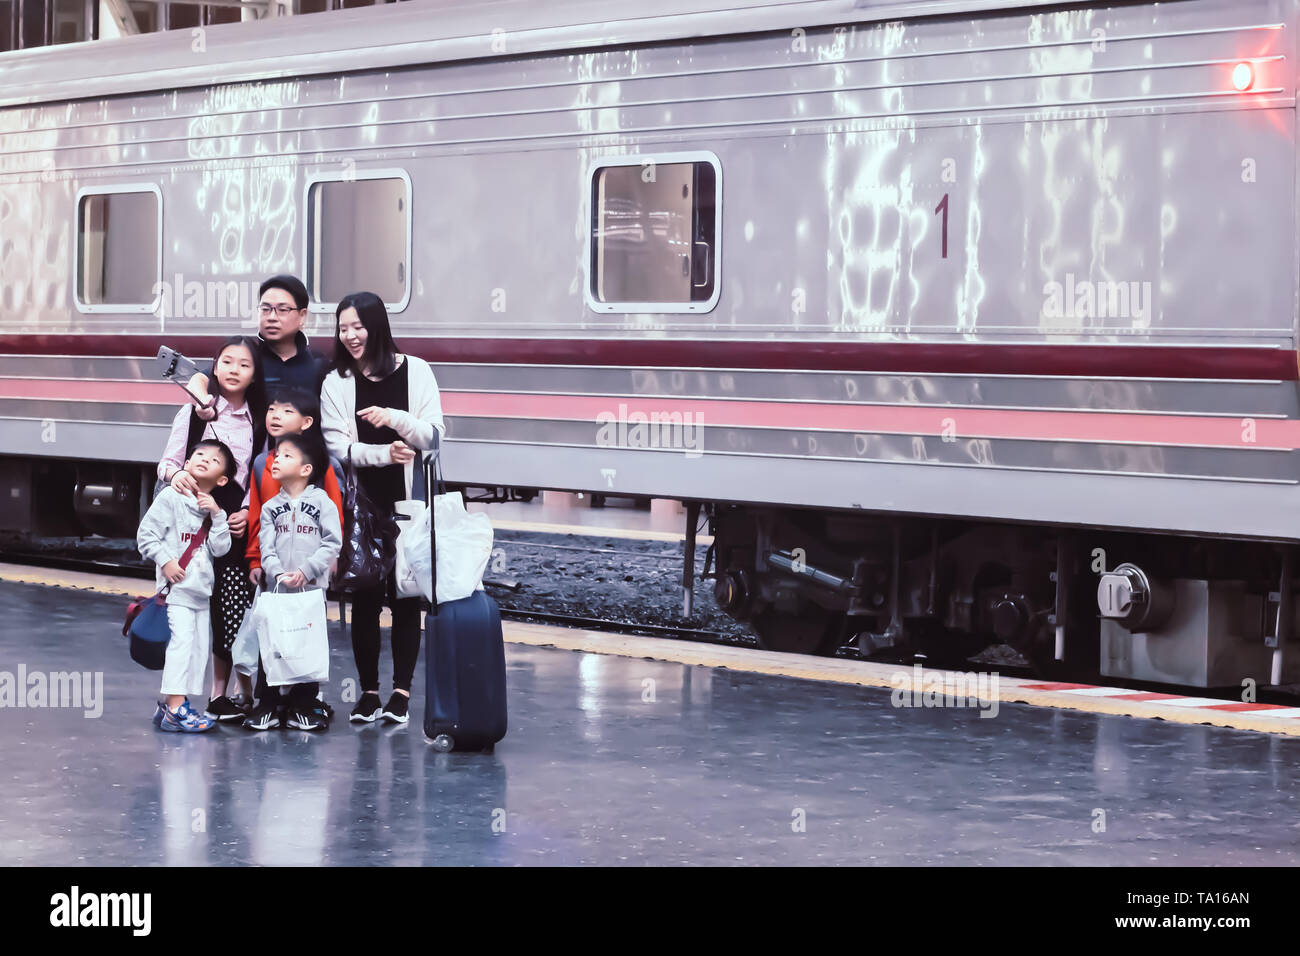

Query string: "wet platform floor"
[[1, 579, 1298, 866]]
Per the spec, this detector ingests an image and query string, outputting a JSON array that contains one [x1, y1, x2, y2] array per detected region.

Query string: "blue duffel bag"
[[122, 513, 211, 671], [124, 593, 171, 671]]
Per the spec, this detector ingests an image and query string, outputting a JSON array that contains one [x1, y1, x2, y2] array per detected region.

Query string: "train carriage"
[[1, 0, 1299, 687]]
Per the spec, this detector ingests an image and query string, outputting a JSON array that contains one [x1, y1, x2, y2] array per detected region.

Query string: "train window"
[[586, 151, 721, 314], [304, 169, 412, 313], [74, 185, 162, 313]]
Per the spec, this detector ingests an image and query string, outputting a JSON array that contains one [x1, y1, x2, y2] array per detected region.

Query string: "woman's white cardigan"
[[320, 355, 446, 500]]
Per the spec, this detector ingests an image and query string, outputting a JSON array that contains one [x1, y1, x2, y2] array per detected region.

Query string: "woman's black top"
[[355, 358, 410, 509]]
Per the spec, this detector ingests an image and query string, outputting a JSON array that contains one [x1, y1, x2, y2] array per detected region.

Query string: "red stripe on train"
[[0, 334, 1294, 380], [0, 378, 1294, 449]]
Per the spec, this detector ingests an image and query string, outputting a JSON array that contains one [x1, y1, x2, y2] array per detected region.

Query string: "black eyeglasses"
[[259, 304, 302, 316]]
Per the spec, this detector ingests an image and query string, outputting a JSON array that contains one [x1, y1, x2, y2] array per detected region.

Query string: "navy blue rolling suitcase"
[[422, 448, 508, 752]]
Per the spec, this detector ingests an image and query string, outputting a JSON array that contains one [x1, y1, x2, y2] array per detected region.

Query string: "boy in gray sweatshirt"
[[256, 433, 343, 731], [137, 439, 234, 733]]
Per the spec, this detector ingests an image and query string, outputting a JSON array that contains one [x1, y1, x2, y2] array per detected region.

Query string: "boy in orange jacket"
[[243, 387, 346, 731]]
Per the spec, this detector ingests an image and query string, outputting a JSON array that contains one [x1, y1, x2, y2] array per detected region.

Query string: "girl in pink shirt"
[[155, 336, 267, 720]]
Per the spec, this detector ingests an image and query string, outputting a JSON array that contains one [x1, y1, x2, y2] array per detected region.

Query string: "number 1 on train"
[[935, 193, 948, 259]]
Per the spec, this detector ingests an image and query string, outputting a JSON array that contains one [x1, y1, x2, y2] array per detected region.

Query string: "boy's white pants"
[[161, 603, 211, 697]]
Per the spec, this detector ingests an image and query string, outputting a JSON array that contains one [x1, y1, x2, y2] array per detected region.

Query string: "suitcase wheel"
[[430, 734, 455, 753]]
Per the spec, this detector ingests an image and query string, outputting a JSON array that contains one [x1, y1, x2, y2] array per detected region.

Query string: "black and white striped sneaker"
[[243, 701, 281, 731], [349, 692, 383, 723], [286, 705, 326, 731], [381, 693, 409, 725]]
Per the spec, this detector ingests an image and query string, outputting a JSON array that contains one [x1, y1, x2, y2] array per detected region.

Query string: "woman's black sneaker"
[[349, 692, 383, 723], [381, 693, 410, 725], [205, 695, 246, 723]]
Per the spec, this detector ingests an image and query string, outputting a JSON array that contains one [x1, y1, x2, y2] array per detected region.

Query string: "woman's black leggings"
[[350, 579, 422, 693]]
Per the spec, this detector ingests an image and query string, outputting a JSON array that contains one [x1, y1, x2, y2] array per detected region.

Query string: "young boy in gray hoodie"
[[137, 439, 234, 733], [257, 433, 343, 731]]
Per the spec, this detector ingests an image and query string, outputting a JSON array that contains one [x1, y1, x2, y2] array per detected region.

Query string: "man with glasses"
[[191, 274, 327, 414]]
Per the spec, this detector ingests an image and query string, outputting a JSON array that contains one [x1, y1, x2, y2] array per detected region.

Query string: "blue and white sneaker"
[[151, 701, 166, 728], [159, 700, 216, 734]]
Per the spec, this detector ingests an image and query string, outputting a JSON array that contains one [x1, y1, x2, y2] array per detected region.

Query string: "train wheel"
[[751, 606, 845, 656]]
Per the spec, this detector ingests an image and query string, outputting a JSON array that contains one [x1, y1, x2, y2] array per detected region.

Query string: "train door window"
[[586, 151, 721, 314], [74, 185, 162, 313], [304, 169, 411, 314]]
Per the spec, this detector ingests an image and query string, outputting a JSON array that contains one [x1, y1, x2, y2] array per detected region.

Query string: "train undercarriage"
[[701, 504, 1300, 690], [5, 453, 1298, 691]]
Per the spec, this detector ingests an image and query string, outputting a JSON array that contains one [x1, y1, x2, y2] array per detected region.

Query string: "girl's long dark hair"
[[212, 334, 268, 464], [331, 292, 400, 379]]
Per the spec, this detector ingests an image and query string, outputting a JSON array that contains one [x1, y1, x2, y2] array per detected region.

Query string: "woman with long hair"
[[156, 334, 268, 720], [320, 292, 444, 725]]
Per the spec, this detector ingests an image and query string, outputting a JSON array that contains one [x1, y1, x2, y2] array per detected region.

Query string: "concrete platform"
[[1, 579, 1298, 866]]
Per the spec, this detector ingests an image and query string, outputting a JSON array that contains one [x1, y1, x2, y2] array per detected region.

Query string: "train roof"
[[0, 0, 1095, 110]]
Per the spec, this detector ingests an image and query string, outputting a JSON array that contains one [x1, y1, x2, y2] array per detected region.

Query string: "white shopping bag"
[[230, 593, 263, 677], [258, 586, 329, 686], [434, 492, 493, 604], [393, 498, 427, 600], [404, 492, 493, 604]]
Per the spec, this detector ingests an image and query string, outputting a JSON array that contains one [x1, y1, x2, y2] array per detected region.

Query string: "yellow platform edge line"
[[4, 564, 1295, 737]]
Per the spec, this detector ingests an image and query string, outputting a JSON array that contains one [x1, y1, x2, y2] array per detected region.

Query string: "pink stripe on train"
[[0, 378, 1295, 449]]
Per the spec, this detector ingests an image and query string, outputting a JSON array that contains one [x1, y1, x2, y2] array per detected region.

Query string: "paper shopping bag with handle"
[[258, 586, 329, 686]]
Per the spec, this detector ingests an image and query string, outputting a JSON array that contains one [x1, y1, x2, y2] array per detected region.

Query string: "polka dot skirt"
[[210, 554, 254, 656]]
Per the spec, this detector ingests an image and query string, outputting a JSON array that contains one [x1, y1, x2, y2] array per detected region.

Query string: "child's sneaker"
[[349, 692, 383, 723], [286, 704, 326, 731], [205, 695, 247, 723], [380, 693, 410, 725], [311, 699, 333, 729], [159, 700, 215, 734], [243, 700, 281, 731], [151, 701, 166, 728]]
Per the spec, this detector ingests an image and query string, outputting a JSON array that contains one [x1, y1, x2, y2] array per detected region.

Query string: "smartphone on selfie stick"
[[155, 346, 216, 409]]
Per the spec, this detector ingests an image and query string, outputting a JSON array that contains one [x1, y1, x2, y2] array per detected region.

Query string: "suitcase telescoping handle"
[[426, 432, 442, 618]]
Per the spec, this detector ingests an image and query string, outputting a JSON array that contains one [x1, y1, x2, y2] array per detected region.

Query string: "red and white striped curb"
[[1018, 681, 1300, 722]]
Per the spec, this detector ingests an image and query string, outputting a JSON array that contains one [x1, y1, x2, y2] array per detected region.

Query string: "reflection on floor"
[[2, 580, 1298, 866]]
